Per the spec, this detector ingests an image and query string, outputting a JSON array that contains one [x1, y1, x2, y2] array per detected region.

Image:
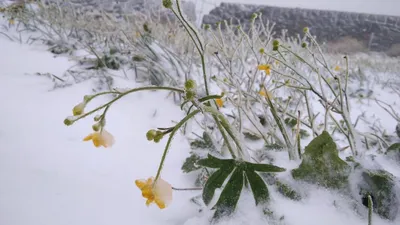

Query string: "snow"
[[0, 9, 400, 225], [0, 36, 198, 225]]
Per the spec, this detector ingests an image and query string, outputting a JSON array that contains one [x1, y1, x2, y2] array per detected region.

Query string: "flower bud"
[[185, 90, 196, 100], [92, 123, 101, 132], [184, 80, 196, 90], [146, 129, 157, 141], [64, 117, 74, 126], [83, 95, 92, 102], [259, 48, 265, 54], [272, 40, 280, 47], [94, 115, 102, 122], [301, 42, 307, 48], [162, 0, 172, 8], [303, 27, 309, 33], [153, 131, 164, 143], [72, 102, 86, 116]]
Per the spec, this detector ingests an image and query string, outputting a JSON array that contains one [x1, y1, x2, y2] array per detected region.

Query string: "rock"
[[202, 3, 400, 53], [291, 131, 351, 189], [357, 169, 399, 220]]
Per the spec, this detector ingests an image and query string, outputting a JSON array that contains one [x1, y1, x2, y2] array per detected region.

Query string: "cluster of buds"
[[272, 40, 280, 51], [146, 124, 177, 143], [184, 79, 197, 101]]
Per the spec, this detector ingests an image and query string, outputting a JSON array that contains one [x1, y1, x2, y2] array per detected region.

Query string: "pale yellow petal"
[[155, 198, 166, 209], [83, 134, 93, 141], [101, 130, 115, 147], [135, 180, 147, 189], [154, 178, 172, 207], [216, 98, 223, 107]]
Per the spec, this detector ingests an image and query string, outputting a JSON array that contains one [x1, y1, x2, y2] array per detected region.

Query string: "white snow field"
[[0, 2, 400, 225]]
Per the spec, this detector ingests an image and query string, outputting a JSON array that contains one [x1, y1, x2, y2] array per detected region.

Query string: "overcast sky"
[[198, 0, 400, 16]]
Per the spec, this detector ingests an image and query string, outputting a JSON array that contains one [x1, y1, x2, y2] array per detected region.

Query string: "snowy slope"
[[0, 10, 400, 225]]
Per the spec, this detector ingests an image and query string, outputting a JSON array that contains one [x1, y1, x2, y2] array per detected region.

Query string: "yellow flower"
[[259, 88, 274, 99], [258, 64, 271, 75], [83, 129, 115, 148], [334, 66, 340, 71], [135, 177, 172, 209], [216, 98, 223, 107], [9, 19, 15, 25]]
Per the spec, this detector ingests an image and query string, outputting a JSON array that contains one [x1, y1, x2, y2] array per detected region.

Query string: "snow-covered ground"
[[0, 7, 400, 225]]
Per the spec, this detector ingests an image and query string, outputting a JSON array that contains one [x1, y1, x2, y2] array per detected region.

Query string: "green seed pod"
[[273, 45, 279, 51], [301, 42, 307, 48], [259, 48, 265, 54], [303, 27, 309, 33], [272, 39, 280, 47]]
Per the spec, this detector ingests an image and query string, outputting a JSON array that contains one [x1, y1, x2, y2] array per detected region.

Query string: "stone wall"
[[202, 3, 400, 53], [40, 0, 196, 21]]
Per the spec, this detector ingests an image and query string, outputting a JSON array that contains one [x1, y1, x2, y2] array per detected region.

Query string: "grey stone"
[[202, 3, 400, 53]]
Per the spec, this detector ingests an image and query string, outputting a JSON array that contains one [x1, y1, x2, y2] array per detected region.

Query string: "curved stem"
[[71, 86, 184, 123], [154, 109, 201, 184]]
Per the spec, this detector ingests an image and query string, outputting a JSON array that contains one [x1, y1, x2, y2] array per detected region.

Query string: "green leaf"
[[284, 118, 298, 127], [264, 143, 284, 151], [181, 153, 201, 173], [246, 162, 286, 173], [190, 132, 216, 151], [212, 167, 244, 220], [202, 164, 235, 205], [243, 131, 261, 141], [387, 143, 400, 152], [245, 169, 269, 205], [197, 154, 234, 168]]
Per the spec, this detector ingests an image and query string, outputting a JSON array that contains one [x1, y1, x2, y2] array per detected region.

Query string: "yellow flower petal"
[[334, 66, 340, 71], [155, 198, 166, 209], [136, 177, 172, 209], [83, 130, 114, 148], [259, 88, 274, 99], [83, 134, 93, 141], [216, 98, 223, 107], [258, 64, 271, 75], [135, 180, 147, 189]]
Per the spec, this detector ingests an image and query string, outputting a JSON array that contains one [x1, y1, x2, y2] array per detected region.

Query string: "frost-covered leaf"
[[291, 131, 351, 189], [181, 153, 201, 173], [387, 143, 400, 152], [212, 167, 244, 220], [264, 143, 284, 151], [190, 132, 216, 150], [202, 164, 235, 206], [245, 169, 269, 205], [275, 181, 301, 201], [197, 154, 234, 169], [245, 162, 286, 173], [243, 131, 261, 141]]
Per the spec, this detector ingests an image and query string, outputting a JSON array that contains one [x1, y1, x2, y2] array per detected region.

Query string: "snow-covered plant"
[[58, 0, 400, 223]]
